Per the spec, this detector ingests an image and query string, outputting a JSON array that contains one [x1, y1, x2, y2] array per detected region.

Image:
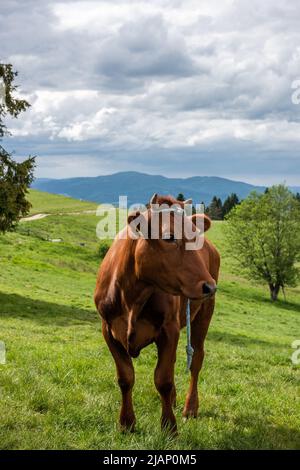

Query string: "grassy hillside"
[[27, 189, 98, 215], [0, 192, 299, 450]]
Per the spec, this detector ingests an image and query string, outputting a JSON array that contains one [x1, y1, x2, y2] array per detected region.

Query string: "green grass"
[[0, 194, 299, 449], [27, 189, 98, 215]]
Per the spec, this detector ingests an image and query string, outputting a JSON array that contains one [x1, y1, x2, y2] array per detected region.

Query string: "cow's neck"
[[118, 238, 154, 323]]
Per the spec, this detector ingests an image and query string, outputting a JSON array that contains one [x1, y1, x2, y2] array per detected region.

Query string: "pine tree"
[[207, 196, 223, 220], [223, 193, 239, 218], [176, 193, 185, 202], [0, 64, 35, 232]]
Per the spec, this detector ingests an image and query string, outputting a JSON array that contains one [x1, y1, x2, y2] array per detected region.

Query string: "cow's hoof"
[[182, 408, 198, 419], [120, 416, 136, 433], [162, 425, 178, 437], [120, 424, 135, 433], [161, 418, 178, 436], [183, 396, 199, 418]]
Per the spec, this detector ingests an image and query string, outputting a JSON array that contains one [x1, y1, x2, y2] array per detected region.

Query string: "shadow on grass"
[[208, 330, 283, 349], [189, 408, 300, 449], [219, 281, 300, 313], [218, 413, 300, 450], [0, 291, 98, 327], [271, 298, 300, 313]]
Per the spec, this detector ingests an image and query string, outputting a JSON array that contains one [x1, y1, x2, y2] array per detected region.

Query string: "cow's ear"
[[149, 193, 158, 205], [190, 213, 211, 232], [127, 211, 148, 238], [183, 198, 192, 205]]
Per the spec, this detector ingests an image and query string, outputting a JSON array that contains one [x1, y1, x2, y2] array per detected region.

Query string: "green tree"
[[223, 193, 239, 218], [176, 193, 185, 202], [176, 192, 197, 213], [225, 185, 300, 301], [207, 196, 223, 220], [0, 64, 35, 233], [295, 192, 300, 204]]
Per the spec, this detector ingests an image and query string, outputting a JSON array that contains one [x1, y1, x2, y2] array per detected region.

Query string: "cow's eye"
[[162, 233, 176, 243]]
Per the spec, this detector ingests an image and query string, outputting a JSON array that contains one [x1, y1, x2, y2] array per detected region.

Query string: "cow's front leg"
[[154, 323, 179, 434], [183, 298, 214, 418], [102, 321, 136, 431]]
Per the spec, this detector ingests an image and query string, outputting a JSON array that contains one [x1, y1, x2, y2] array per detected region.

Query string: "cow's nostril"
[[203, 282, 217, 295]]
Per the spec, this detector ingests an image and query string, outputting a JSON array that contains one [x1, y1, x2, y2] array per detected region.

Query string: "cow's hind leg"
[[183, 298, 215, 418], [154, 323, 179, 434], [102, 321, 136, 431]]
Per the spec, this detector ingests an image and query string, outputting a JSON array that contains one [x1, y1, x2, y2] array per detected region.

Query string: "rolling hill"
[[31, 171, 267, 205], [27, 189, 98, 215], [0, 189, 299, 449]]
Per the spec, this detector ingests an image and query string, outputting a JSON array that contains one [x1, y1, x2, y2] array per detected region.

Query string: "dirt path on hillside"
[[21, 213, 49, 222], [21, 209, 97, 222]]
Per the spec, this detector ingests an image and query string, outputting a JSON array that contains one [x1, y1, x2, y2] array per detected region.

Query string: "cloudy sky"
[[1, 0, 300, 184]]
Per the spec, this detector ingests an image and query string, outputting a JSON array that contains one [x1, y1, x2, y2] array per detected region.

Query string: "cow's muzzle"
[[202, 282, 217, 296]]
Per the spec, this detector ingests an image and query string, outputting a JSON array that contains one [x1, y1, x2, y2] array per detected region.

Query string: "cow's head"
[[127, 194, 217, 300]]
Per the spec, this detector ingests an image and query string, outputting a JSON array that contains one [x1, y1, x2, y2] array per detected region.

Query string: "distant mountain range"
[[31, 171, 300, 206]]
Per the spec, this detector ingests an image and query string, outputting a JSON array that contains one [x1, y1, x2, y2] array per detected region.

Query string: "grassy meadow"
[[27, 189, 98, 215], [0, 190, 299, 450]]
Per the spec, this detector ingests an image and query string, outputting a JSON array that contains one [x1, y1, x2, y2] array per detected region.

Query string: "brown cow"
[[94, 194, 220, 433]]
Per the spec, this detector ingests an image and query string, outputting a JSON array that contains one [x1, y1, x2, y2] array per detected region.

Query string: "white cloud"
[[1, 0, 300, 183], [58, 107, 116, 141]]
